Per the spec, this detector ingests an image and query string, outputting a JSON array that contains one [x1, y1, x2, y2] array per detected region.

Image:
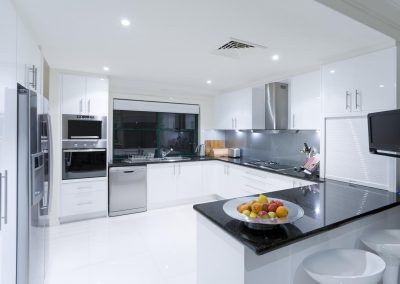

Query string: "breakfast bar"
[[194, 181, 400, 284]]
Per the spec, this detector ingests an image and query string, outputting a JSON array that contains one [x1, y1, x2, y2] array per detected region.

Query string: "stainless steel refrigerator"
[[17, 85, 52, 284]]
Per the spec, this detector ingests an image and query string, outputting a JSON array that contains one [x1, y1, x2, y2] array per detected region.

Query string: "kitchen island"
[[194, 180, 400, 284]]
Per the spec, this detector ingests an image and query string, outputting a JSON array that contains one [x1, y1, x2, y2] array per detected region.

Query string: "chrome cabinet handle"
[[355, 89, 361, 110], [79, 99, 83, 114], [232, 118, 234, 129], [345, 91, 351, 110], [292, 114, 295, 129], [235, 118, 237, 129], [88, 99, 91, 114]]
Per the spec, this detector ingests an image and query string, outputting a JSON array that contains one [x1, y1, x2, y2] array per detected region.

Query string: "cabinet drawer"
[[60, 180, 107, 217]]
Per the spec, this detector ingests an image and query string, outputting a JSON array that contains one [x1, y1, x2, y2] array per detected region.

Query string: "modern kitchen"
[[1, 1, 400, 284]]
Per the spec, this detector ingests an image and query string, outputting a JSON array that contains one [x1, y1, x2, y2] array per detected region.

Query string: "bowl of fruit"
[[222, 194, 304, 230]]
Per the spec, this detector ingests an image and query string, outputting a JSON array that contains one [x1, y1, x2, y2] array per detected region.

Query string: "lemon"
[[242, 210, 251, 216], [258, 194, 269, 204], [249, 212, 257, 218]]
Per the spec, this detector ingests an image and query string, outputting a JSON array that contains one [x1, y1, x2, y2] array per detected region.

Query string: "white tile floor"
[[46, 204, 200, 284]]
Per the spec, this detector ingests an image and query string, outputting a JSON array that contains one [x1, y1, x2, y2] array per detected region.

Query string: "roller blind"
[[113, 99, 200, 114]]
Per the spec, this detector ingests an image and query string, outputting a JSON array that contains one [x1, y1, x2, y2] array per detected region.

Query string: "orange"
[[276, 206, 288, 218]]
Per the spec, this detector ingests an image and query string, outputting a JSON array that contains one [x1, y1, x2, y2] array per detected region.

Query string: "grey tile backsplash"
[[206, 130, 320, 167]]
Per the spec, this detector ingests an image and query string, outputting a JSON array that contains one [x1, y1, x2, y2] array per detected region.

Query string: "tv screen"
[[368, 109, 400, 154]]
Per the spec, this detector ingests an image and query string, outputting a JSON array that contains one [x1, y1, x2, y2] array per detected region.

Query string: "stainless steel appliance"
[[368, 109, 400, 158], [109, 166, 147, 216], [62, 114, 107, 140], [265, 82, 289, 130], [228, 148, 241, 158], [17, 85, 52, 284], [244, 160, 293, 171], [195, 144, 206, 157], [62, 140, 107, 180]]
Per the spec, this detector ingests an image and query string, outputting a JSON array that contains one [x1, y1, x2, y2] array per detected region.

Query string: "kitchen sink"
[[160, 156, 192, 162]]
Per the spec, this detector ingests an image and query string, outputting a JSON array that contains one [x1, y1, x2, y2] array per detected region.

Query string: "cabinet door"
[[86, 77, 109, 115], [233, 88, 252, 129], [290, 71, 321, 130], [202, 161, 218, 196], [325, 117, 392, 190], [225, 165, 246, 198], [16, 16, 31, 88], [60, 180, 107, 218], [353, 48, 396, 113], [147, 163, 177, 208], [322, 60, 354, 117], [30, 44, 42, 94], [61, 74, 86, 114], [0, 0, 17, 282], [214, 93, 234, 129], [177, 162, 203, 199]]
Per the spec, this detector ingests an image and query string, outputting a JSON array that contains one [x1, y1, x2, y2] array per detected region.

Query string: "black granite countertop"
[[109, 156, 323, 183], [193, 180, 400, 255]]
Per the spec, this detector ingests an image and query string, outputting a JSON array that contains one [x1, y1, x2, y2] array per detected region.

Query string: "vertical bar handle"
[[292, 114, 295, 129], [79, 99, 83, 114], [88, 99, 91, 114], [355, 89, 361, 110], [345, 91, 351, 110], [231, 118, 234, 129]]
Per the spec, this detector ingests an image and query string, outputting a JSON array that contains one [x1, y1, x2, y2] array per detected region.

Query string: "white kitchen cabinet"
[[0, 0, 17, 282], [147, 163, 177, 207], [214, 87, 265, 130], [322, 47, 396, 117], [289, 70, 321, 130], [176, 162, 203, 199], [86, 77, 109, 115], [217, 164, 246, 199], [147, 162, 203, 208], [59, 179, 108, 222], [61, 73, 109, 115], [325, 117, 392, 190], [16, 15, 42, 93]]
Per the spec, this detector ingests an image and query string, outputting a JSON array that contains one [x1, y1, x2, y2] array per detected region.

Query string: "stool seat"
[[362, 229, 400, 258], [302, 249, 385, 284]]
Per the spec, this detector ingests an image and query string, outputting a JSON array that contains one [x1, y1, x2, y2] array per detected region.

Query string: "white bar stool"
[[361, 229, 400, 284], [302, 248, 385, 284]]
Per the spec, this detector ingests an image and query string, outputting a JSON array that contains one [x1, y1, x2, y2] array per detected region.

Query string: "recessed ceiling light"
[[330, 70, 335, 74], [379, 84, 385, 88], [103, 66, 109, 71], [121, 19, 131, 27], [100, 78, 105, 81], [206, 80, 212, 84], [272, 54, 279, 61]]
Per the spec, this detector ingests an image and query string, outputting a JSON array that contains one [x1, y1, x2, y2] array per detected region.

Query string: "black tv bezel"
[[368, 109, 400, 157]]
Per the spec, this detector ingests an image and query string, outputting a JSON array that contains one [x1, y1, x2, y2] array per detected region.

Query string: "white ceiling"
[[14, 0, 394, 95]]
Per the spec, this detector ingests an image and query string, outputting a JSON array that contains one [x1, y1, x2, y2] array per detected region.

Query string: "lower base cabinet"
[[147, 161, 318, 208], [60, 179, 108, 222]]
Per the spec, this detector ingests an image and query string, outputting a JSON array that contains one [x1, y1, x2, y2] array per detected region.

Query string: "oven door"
[[62, 148, 107, 180]]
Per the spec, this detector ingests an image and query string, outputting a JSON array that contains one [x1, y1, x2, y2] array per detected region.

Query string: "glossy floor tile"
[[46, 204, 201, 284]]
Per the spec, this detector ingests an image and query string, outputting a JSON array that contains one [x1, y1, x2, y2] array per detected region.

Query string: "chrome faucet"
[[161, 148, 174, 158]]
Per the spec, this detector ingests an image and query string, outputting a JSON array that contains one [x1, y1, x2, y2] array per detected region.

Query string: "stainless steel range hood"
[[265, 82, 289, 130]]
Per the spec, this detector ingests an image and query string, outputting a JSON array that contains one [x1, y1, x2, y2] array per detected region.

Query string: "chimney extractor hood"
[[265, 82, 288, 130]]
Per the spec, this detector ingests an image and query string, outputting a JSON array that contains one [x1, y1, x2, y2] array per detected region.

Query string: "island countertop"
[[193, 180, 400, 255]]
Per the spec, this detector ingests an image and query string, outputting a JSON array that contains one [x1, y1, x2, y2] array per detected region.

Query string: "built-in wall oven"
[[62, 140, 107, 180], [62, 114, 107, 140]]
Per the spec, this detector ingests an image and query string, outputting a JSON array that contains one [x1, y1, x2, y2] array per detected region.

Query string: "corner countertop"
[[193, 180, 400, 255], [109, 156, 323, 183]]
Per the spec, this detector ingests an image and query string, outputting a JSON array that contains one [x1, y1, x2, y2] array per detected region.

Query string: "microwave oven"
[[62, 114, 107, 140], [368, 109, 400, 157]]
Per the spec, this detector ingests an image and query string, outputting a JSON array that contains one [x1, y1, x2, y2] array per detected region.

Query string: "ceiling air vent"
[[218, 40, 255, 50], [213, 37, 267, 59]]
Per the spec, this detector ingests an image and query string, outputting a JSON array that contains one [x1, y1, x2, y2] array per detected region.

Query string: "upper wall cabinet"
[[214, 87, 265, 130], [322, 47, 396, 117], [16, 16, 42, 93], [289, 70, 321, 130], [61, 74, 109, 115]]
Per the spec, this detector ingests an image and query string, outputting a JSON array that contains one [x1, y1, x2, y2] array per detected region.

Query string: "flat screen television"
[[368, 109, 400, 157]]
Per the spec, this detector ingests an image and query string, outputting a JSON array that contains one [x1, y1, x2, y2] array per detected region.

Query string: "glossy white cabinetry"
[[59, 179, 108, 222], [16, 15, 42, 93], [147, 162, 203, 209], [147, 161, 317, 208], [322, 47, 396, 117], [61, 74, 109, 115], [289, 71, 321, 130], [0, 0, 17, 282], [325, 117, 392, 190], [214, 87, 265, 130]]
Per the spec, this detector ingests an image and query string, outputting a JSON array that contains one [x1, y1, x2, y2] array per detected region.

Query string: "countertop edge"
[[193, 200, 400, 255]]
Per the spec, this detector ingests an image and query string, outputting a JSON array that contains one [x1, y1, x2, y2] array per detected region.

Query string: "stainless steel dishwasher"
[[109, 166, 147, 217]]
